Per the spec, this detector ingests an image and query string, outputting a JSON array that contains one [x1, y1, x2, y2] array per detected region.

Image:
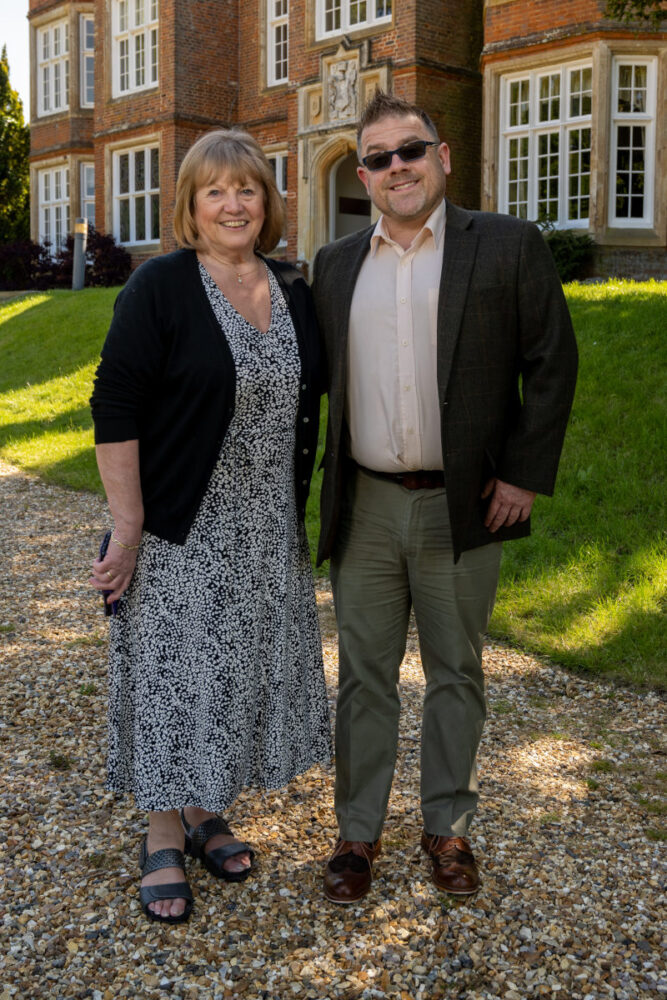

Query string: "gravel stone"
[[1, 458, 665, 1000]]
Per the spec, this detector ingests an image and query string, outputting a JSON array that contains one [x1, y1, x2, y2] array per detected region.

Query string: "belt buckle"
[[402, 472, 421, 490]]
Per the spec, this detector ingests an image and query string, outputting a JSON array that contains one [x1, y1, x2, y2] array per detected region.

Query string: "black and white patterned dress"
[[106, 262, 332, 812]]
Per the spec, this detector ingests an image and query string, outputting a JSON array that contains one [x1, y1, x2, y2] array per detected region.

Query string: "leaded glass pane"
[[509, 79, 530, 128], [150, 28, 158, 81], [150, 148, 159, 188], [119, 200, 130, 242], [135, 196, 146, 241], [120, 39, 129, 91], [325, 0, 341, 32], [135, 33, 145, 86], [538, 74, 560, 123], [134, 150, 145, 191], [119, 153, 130, 195], [350, 0, 367, 24], [150, 194, 160, 239]]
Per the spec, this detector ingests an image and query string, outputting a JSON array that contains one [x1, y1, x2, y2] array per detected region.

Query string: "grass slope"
[[489, 281, 666, 687], [1, 282, 665, 686]]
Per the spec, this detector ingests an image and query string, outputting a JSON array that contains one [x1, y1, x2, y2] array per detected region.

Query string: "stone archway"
[[329, 151, 371, 241], [298, 132, 377, 267]]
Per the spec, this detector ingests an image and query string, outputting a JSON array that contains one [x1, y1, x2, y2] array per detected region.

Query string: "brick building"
[[28, 0, 666, 276]]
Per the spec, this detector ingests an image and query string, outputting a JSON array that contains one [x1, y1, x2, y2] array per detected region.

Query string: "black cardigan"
[[90, 248, 323, 544]]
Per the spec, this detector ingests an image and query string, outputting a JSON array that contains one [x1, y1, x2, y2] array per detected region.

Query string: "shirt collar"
[[370, 198, 447, 256]]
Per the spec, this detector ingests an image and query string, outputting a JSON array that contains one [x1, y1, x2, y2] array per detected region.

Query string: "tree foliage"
[[604, 0, 667, 28], [0, 46, 30, 243]]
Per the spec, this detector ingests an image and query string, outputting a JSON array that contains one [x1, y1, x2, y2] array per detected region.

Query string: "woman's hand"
[[90, 535, 140, 605], [91, 440, 144, 606]]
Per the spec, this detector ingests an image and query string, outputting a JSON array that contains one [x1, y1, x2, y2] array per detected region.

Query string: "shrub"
[[0, 239, 55, 290], [86, 227, 132, 287], [538, 217, 596, 283], [0, 226, 132, 290]]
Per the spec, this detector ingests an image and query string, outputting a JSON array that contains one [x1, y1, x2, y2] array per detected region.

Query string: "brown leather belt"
[[357, 464, 445, 490]]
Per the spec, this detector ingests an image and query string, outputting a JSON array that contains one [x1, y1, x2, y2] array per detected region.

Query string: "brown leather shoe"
[[323, 838, 382, 904], [421, 832, 480, 895]]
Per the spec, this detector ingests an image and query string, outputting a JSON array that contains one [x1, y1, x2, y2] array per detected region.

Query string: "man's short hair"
[[356, 90, 439, 158]]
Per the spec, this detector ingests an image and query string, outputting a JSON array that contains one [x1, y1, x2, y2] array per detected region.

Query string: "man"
[[312, 91, 578, 904]]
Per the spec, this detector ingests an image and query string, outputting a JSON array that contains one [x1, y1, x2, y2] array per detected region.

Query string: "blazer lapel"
[[437, 201, 478, 403], [328, 227, 373, 389]]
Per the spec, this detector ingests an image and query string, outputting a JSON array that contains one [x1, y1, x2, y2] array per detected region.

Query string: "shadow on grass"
[[19, 447, 103, 494], [490, 542, 666, 687], [0, 404, 94, 446], [0, 290, 114, 395]]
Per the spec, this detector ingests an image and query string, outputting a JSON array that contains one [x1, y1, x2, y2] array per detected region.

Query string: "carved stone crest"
[[327, 59, 358, 121]]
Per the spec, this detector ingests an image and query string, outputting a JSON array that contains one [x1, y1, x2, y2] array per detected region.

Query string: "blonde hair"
[[173, 129, 285, 253]]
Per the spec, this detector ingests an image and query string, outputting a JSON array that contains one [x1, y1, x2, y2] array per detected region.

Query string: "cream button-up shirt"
[[346, 199, 446, 473]]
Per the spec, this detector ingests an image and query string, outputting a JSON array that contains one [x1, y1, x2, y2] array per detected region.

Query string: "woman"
[[89, 129, 331, 924]]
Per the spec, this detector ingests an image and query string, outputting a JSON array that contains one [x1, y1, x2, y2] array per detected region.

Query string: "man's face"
[[357, 114, 451, 235]]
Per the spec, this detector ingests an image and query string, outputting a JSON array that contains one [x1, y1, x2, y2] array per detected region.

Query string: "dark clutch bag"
[[99, 530, 119, 617]]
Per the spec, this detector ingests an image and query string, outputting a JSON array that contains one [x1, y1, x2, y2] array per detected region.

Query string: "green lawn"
[[1, 282, 665, 687]]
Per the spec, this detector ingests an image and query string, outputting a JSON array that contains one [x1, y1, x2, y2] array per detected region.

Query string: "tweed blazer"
[[312, 199, 578, 565]]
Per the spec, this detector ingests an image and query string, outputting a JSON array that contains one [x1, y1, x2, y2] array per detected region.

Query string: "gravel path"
[[1, 459, 665, 1000]]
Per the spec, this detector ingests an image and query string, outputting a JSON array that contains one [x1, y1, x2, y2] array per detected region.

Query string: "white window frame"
[[316, 0, 392, 40], [37, 20, 70, 117], [267, 0, 289, 87], [80, 14, 95, 108], [113, 144, 160, 245], [112, 0, 159, 98], [81, 162, 96, 227], [267, 150, 288, 245], [498, 61, 593, 229], [609, 57, 656, 229], [38, 166, 70, 252]]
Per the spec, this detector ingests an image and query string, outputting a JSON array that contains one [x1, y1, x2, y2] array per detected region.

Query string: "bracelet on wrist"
[[111, 533, 140, 551]]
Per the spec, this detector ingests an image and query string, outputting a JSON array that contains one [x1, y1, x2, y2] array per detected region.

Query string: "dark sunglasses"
[[361, 139, 439, 172]]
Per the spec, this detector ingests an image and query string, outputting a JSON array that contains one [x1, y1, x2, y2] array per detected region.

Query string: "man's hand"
[[481, 478, 536, 532]]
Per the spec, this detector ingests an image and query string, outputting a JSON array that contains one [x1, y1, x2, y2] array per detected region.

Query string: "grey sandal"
[[139, 837, 193, 924], [181, 810, 255, 883]]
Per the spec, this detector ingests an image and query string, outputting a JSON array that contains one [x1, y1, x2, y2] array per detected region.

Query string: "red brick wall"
[[29, 0, 95, 159], [31, 115, 94, 158], [173, 0, 240, 126], [417, 0, 484, 70], [484, 0, 606, 47]]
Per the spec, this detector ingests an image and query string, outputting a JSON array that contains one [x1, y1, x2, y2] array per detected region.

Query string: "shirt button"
[[302, 479, 308, 485], [404, 385, 411, 391], [303, 448, 309, 455], [400, 297, 406, 303], [301, 384, 307, 391], [302, 417, 309, 423], [402, 340, 408, 347]]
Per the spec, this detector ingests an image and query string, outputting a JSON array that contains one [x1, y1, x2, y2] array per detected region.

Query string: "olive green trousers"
[[330, 467, 502, 842]]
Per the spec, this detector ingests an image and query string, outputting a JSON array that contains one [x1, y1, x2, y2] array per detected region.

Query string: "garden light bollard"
[[72, 218, 88, 291]]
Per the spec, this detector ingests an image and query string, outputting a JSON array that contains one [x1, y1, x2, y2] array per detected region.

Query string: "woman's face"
[[193, 169, 266, 258]]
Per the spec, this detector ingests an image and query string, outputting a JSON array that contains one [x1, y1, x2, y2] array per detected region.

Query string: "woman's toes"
[[224, 850, 251, 873]]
